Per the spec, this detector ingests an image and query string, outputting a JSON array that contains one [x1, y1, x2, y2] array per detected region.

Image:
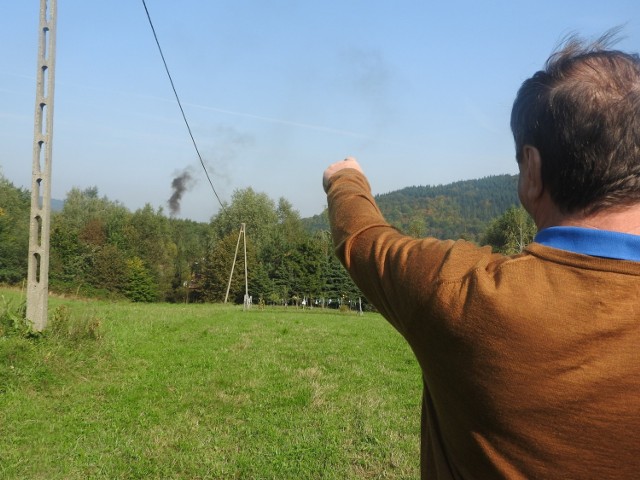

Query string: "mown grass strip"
[[0, 290, 420, 479]]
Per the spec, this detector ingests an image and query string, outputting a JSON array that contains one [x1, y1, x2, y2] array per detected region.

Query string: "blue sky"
[[1, 1, 638, 222]]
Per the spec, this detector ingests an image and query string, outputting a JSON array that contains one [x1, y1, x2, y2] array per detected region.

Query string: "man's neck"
[[545, 203, 640, 235]]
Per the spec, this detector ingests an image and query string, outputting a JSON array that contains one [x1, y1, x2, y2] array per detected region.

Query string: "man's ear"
[[519, 145, 544, 204]]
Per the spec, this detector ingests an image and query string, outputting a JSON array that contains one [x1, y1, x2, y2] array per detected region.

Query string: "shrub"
[[124, 257, 158, 302], [0, 295, 29, 337], [49, 305, 102, 342]]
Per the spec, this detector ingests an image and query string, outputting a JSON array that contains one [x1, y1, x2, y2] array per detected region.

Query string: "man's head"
[[511, 30, 640, 216]]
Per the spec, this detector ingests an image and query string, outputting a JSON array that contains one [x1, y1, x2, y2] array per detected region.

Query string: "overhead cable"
[[141, 0, 227, 213]]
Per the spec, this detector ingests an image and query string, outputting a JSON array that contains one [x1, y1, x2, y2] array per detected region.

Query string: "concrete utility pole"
[[27, 0, 57, 331], [224, 223, 251, 309]]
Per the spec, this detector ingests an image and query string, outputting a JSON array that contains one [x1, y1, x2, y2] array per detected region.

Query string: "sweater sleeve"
[[326, 168, 494, 338]]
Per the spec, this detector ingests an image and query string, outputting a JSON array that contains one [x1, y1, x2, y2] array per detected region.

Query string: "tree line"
[[0, 175, 361, 306], [0, 172, 535, 305]]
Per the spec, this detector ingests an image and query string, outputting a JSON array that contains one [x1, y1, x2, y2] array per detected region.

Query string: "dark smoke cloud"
[[336, 47, 394, 133], [345, 47, 391, 99], [202, 124, 255, 186], [168, 169, 195, 216], [167, 125, 253, 217]]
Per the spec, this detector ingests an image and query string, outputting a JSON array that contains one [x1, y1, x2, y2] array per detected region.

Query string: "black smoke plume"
[[168, 170, 194, 216]]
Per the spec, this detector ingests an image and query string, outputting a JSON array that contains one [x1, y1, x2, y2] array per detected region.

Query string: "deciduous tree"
[[482, 205, 537, 254], [0, 175, 29, 283]]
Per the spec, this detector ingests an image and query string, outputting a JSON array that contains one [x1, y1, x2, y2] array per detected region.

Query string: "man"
[[323, 34, 640, 479]]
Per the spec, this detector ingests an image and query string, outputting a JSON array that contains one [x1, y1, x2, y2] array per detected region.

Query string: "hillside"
[[303, 174, 520, 241]]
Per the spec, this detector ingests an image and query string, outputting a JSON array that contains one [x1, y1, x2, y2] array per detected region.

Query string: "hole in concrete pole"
[[34, 253, 41, 283], [37, 178, 43, 209], [40, 103, 47, 136], [37, 141, 44, 172], [43, 27, 49, 60], [36, 215, 42, 246], [37, 105, 44, 135], [42, 66, 48, 98]]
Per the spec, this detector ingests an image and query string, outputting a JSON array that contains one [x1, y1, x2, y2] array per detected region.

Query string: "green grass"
[[0, 288, 421, 479]]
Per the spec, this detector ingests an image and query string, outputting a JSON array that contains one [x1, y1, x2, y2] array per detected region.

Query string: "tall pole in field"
[[224, 223, 250, 309], [27, 0, 57, 331], [242, 223, 250, 310]]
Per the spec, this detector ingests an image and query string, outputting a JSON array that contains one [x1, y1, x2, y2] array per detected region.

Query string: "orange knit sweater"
[[326, 169, 640, 479]]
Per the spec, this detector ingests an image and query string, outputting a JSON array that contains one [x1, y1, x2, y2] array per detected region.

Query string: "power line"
[[141, 0, 226, 214]]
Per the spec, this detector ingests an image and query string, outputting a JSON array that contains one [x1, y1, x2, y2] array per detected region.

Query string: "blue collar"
[[534, 226, 640, 261]]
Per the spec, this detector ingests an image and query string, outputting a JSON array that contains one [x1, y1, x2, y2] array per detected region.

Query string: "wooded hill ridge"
[[303, 174, 520, 241]]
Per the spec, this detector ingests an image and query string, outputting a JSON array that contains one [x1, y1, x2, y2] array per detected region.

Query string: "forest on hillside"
[[0, 172, 533, 306], [304, 175, 520, 241]]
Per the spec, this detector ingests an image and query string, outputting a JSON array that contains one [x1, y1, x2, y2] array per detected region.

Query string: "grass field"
[[0, 288, 421, 479]]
